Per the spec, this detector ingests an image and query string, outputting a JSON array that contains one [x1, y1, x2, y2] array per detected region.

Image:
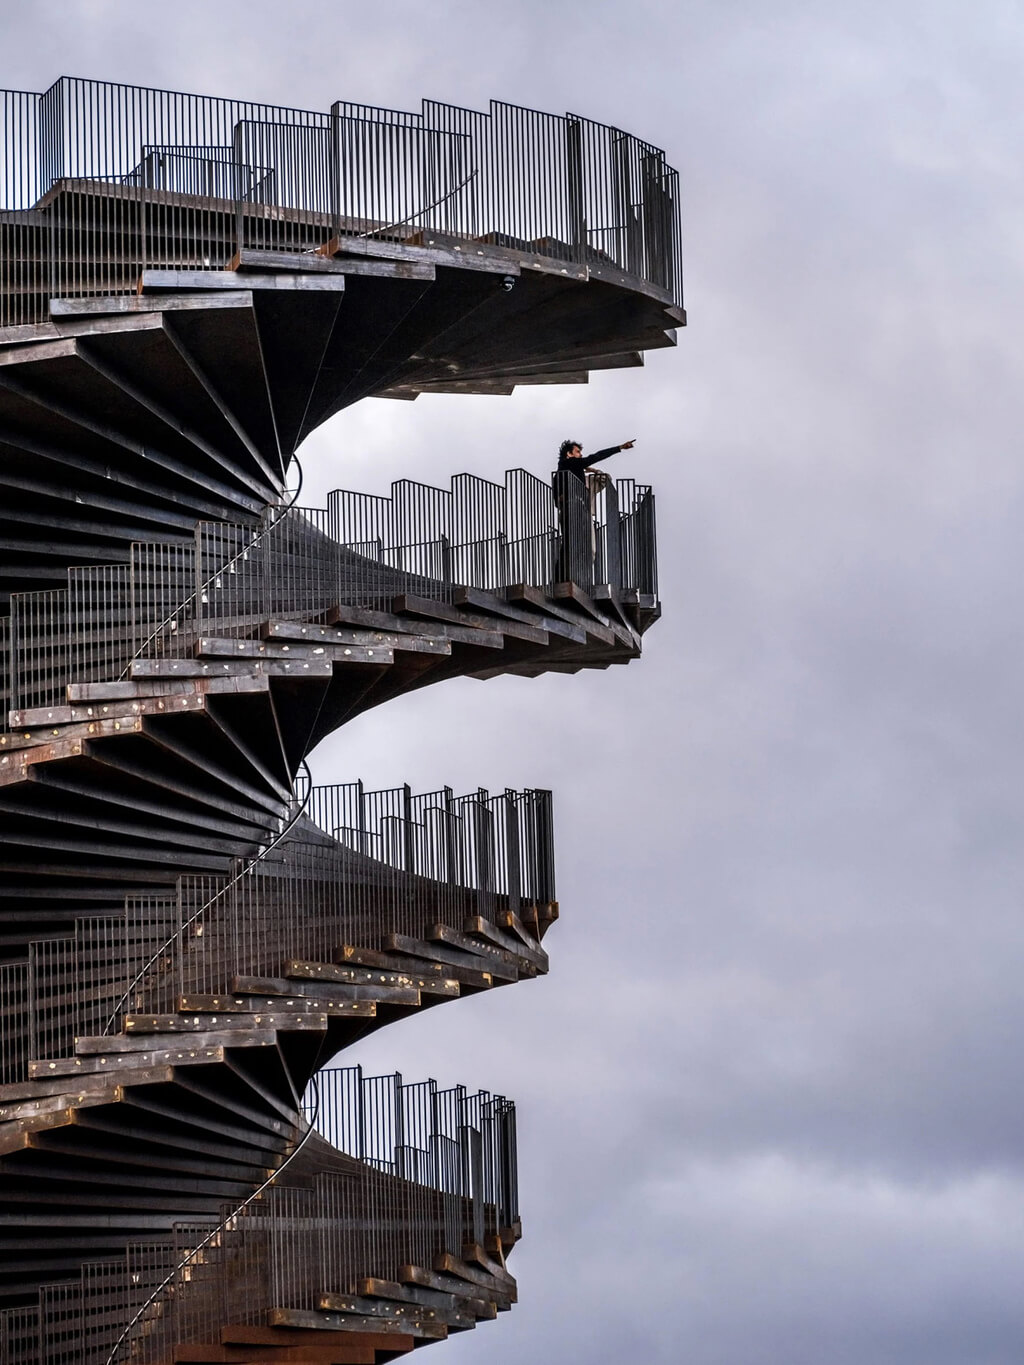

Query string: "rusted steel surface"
[[0, 74, 673, 1365]]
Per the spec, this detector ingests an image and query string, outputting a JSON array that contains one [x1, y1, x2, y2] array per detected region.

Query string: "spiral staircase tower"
[[0, 79, 681, 1363]]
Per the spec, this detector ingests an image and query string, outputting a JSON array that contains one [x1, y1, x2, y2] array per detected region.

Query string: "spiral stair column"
[[0, 77, 680, 1364]]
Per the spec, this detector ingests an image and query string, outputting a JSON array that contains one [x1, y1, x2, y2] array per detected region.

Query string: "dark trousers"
[[552, 471, 593, 587]]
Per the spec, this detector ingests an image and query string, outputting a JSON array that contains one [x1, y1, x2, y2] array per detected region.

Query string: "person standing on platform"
[[552, 438, 636, 585], [555, 438, 636, 482]]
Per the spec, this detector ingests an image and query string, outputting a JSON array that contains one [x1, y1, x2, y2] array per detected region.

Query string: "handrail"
[[360, 165, 478, 240], [104, 1064, 322, 1365], [101, 759, 313, 1035], [118, 455, 304, 680], [102, 1066, 517, 1365]]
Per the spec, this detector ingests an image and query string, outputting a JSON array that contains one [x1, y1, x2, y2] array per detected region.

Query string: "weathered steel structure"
[[0, 78, 680, 1363]]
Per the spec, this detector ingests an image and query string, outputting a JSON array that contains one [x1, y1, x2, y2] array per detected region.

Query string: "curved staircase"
[[0, 77, 680, 1363]]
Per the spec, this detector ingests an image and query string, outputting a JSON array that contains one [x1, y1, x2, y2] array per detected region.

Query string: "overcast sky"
[[7, 3, 1024, 1361]]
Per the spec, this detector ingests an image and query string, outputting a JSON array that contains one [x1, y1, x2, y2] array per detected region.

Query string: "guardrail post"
[[566, 116, 585, 253], [504, 791, 522, 919], [329, 109, 341, 241], [603, 478, 622, 590], [402, 784, 414, 874]]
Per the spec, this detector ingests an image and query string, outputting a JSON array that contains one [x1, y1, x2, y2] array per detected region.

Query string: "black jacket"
[[554, 446, 622, 484]]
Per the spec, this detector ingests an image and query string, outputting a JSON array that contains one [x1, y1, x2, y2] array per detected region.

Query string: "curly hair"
[[558, 439, 582, 459]]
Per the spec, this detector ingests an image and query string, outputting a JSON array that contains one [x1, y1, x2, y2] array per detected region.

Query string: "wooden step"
[[460, 1241, 516, 1284], [120, 1012, 331, 1037], [74, 1028, 296, 1056], [318, 1289, 474, 1333], [177, 994, 379, 1017], [227, 977, 423, 1008], [29, 1043, 233, 1080], [259, 622, 450, 658], [336, 943, 495, 994], [462, 916, 548, 971], [267, 1309, 434, 1343], [427, 923, 537, 978], [355, 1275, 497, 1321], [398, 1263, 514, 1310], [282, 959, 459, 998], [380, 933, 517, 983], [389, 593, 546, 646]]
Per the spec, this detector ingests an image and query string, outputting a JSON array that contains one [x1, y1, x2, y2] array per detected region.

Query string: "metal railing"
[[306, 1065, 518, 1233], [0, 781, 553, 1083], [1, 77, 683, 327], [2, 467, 657, 725], [0, 1067, 517, 1365]]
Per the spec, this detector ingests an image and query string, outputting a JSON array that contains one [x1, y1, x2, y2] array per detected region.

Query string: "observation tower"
[[0, 78, 681, 1364]]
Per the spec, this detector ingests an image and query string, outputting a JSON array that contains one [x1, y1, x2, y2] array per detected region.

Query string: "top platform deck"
[[0, 79, 685, 328]]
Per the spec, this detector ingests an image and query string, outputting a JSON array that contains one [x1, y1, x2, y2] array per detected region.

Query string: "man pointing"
[[555, 437, 636, 483]]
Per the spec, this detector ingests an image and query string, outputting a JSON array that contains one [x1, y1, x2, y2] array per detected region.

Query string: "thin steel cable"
[[359, 166, 477, 239], [101, 757, 312, 1035], [103, 1065, 321, 1365], [119, 455, 304, 679]]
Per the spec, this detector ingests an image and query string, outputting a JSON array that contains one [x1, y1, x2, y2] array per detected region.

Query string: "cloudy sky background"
[[7, 2, 1024, 1360]]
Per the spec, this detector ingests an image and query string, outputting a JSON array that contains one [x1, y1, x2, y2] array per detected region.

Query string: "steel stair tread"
[[318, 1289, 477, 1332], [353, 1275, 501, 1320]]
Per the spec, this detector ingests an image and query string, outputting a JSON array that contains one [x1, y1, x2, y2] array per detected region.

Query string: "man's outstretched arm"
[[577, 439, 636, 469]]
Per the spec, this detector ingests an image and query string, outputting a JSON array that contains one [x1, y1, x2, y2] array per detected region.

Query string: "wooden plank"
[[390, 593, 547, 645], [333, 945, 446, 977], [320, 233, 520, 277], [232, 248, 351, 274], [122, 1012, 330, 1035], [381, 933, 516, 982], [142, 270, 347, 294], [0, 336, 79, 368], [0, 1064, 176, 1104], [0, 321, 63, 346], [325, 603, 503, 650], [179, 994, 377, 1019], [462, 916, 548, 971], [261, 622, 450, 658], [226, 977, 422, 1007], [427, 923, 533, 977], [496, 907, 546, 950], [354, 1277, 495, 1321], [6, 698, 206, 742], [222, 1324, 410, 1349], [231, 247, 435, 282], [459, 1242, 516, 1285], [336, 943, 494, 993], [0, 1088, 120, 1125], [398, 1264, 513, 1309], [282, 960, 459, 997], [74, 1029, 287, 1055], [265, 652, 389, 673], [63, 676, 263, 704], [318, 1291, 475, 1334], [175, 1347, 377, 1364], [29, 1045, 229, 1079], [434, 1251, 518, 1299], [266, 1310, 435, 1342], [50, 293, 254, 316], [452, 585, 587, 644]]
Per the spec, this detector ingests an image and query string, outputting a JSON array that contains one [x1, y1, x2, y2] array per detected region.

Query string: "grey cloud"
[[8, 1, 1024, 1359]]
